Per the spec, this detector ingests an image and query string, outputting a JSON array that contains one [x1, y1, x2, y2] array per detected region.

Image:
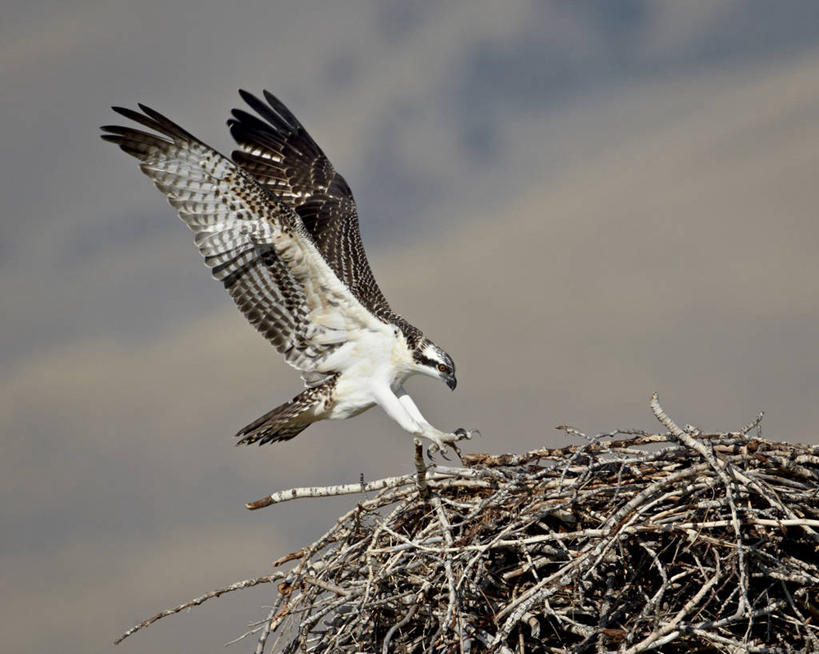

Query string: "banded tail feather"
[[102, 92, 471, 457], [235, 374, 338, 446]]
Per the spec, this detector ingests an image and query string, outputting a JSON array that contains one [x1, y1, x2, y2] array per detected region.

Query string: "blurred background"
[[3, 1, 819, 652]]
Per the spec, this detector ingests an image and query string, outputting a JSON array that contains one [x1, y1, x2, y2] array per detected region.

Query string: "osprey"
[[102, 90, 473, 453]]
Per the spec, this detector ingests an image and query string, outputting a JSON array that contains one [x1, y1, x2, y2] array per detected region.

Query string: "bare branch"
[[245, 473, 417, 510], [114, 574, 282, 645], [115, 395, 819, 653]]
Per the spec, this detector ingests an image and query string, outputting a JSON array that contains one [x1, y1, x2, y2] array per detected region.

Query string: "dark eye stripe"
[[414, 353, 439, 369]]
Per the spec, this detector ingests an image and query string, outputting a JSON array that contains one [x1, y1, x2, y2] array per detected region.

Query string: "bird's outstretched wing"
[[102, 105, 385, 373], [228, 91, 410, 335]]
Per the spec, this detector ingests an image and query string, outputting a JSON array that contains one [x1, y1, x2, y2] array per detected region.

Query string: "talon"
[[423, 429, 471, 462], [426, 437, 456, 462], [453, 427, 477, 442], [450, 442, 463, 461]]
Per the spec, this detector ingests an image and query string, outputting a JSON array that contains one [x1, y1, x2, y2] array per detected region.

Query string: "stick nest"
[[116, 397, 819, 652]]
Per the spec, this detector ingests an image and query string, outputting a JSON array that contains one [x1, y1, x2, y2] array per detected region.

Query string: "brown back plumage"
[[228, 90, 424, 348]]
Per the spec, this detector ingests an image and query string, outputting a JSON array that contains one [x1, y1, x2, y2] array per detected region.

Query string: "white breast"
[[321, 325, 413, 420]]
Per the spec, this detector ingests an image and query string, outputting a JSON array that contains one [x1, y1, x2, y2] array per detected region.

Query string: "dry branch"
[[115, 395, 819, 652]]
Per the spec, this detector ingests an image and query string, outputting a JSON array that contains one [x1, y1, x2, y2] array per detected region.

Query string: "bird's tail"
[[235, 375, 337, 446]]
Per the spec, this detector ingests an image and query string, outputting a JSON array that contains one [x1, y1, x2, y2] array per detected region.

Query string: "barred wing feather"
[[227, 91, 422, 347], [101, 104, 384, 373]]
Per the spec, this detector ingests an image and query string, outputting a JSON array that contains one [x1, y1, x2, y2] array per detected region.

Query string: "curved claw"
[[450, 442, 463, 462], [454, 427, 480, 441], [426, 434, 465, 462], [426, 443, 451, 461]]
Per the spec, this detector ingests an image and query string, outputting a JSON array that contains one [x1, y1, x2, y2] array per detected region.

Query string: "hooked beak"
[[446, 375, 457, 391]]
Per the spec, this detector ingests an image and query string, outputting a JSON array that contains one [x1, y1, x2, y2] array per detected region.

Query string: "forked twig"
[[114, 574, 282, 644], [114, 395, 819, 653]]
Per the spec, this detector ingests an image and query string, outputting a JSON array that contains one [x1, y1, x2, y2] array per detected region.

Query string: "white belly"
[[327, 382, 377, 419], [319, 326, 411, 420]]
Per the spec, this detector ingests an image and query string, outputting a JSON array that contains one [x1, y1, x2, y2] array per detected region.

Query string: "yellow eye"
[[438, 364, 447, 372]]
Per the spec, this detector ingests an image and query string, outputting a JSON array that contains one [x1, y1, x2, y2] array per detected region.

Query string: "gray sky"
[[3, 2, 819, 653]]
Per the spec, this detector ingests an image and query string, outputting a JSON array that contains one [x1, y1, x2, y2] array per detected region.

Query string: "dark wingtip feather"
[[238, 89, 293, 132], [100, 124, 136, 135], [262, 90, 299, 125], [111, 105, 146, 122], [99, 133, 150, 157], [139, 103, 198, 141], [230, 108, 272, 132], [237, 90, 267, 117], [136, 103, 168, 125], [238, 88, 257, 105], [106, 103, 198, 144]]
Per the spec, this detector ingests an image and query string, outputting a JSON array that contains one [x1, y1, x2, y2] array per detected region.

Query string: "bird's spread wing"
[[102, 105, 385, 373], [227, 90, 399, 328]]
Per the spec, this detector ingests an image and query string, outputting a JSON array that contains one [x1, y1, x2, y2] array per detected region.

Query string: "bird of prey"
[[101, 90, 473, 453]]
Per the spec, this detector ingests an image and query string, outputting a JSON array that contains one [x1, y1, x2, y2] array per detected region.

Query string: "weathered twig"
[[114, 574, 282, 645], [114, 395, 819, 653], [414, 438, 430, 501], [245, 473, 417, 510]]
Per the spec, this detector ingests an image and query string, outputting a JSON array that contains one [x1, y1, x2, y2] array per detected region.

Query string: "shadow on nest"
[[116, 395, 819, 653]]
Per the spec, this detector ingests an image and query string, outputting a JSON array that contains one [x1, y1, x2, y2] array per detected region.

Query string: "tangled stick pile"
[[116, 396, 819, 652]]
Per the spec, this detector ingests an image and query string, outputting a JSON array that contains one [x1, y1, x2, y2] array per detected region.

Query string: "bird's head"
[[412, 339, 457, 390]]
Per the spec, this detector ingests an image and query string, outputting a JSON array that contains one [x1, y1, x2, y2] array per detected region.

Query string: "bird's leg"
[[397, 387, 461, 460], [396, 388, 470, 460], [395, 387, 435, 430], [428, 428, 481, 461], [374, 387, 463, 459]]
